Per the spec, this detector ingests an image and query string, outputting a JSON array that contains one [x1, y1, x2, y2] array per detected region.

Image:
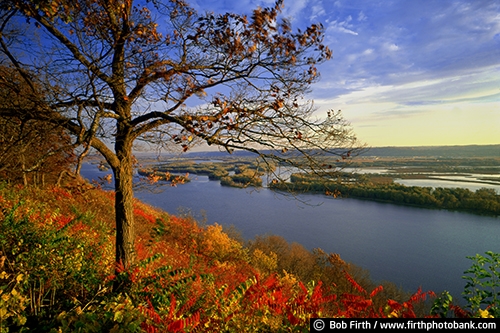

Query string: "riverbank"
[[130, 157, 500, 217], [269, 173, 500, 217], [80, 161, 500, 307]]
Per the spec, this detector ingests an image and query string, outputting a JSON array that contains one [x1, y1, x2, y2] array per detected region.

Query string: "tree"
[[0, 0, 361, 274], [0, 66, 76, 186]]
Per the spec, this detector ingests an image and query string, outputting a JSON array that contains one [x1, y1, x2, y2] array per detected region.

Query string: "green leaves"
[[462, 251, 500, 317]]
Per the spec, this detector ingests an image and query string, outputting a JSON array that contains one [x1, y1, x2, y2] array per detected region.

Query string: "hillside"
[[0, 181, 490, 331], [359, 144, 500, 158], [132, 144, 500, 161]]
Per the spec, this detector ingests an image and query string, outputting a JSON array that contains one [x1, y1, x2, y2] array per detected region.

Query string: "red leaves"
[[50, 186, 72, 199], [370, 285, 384, 298], [344, 271, 365, 294], [133, 207, 156, 224], [139, 294, 201, 333], [55, 215, 73, 229], [385, 288, 437, 318]]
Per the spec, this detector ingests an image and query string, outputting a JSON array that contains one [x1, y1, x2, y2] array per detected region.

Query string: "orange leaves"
[[1, 183, 454, 332], [326, 189, 341, 198], [139, 168, 189, 186], [248, 43, 258, 53], [272, 98, 284, 110], [146, 172, 162, 184]]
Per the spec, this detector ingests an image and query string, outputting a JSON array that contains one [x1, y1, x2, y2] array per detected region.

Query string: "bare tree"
[[0, 0, 361, 273]]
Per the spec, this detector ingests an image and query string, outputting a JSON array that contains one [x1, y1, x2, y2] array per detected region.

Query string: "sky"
[[189, 0, 500, 148]]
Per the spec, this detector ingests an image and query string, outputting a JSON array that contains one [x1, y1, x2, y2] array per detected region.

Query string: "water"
[[395, 178, 500, 194], [81, 163, 500, 303]]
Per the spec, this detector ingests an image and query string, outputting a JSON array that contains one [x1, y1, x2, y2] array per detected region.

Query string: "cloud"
[[175, 0, 500, 146], [317, 0, 500, 86], [327, 15, 359, 35], [357, 11, 367, 22], [280, 0, 310, 19]]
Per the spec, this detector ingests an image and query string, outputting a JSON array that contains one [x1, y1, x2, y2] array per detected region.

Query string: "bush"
[[1, 183, 478, 332], [462, 251, 500, 317]]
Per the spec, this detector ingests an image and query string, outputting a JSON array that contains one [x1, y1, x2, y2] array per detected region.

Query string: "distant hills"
[[174, 144, 500, 159], [360, 144, 500, 158], [129, 144, 499, 161]]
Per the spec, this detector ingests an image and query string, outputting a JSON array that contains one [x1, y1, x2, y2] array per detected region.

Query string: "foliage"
[[429, 251, 500, 319], [2, 183, 491, 332], [0, 67, 76, 187], [462, 251, 500, 317], [0, 0, 361, 271], [430, 291, 470, 318], [0, 190, 114, 331]]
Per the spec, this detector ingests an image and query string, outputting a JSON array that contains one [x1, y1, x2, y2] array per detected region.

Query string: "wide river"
[[81, 163, 500, 305]]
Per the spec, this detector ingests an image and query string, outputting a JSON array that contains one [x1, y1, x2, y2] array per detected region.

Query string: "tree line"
[[270, 173, 500, 216]]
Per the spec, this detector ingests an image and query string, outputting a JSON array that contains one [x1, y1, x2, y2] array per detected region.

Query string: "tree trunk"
[[21, 154, 28, 186], [113, 134, 136, 273]]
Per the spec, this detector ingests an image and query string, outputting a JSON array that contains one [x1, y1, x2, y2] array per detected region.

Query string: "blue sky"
[[190, 0, 500, 147]]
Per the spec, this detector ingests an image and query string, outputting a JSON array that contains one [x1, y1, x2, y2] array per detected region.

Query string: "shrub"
[[462, 251, 500, 317]]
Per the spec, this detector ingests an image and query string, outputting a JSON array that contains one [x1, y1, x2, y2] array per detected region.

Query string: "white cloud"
[[362, 49, 374, 56], [385, 43, 399, 51], [357, 11, 367, 22], [327, 19, 359, 35], [310, 3, 326, 21]]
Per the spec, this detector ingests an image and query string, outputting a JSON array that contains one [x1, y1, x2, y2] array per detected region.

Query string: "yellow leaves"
[[388, 310, 399, 318], [113, 308, 124, 323], [0, 307, 7, 319], [202, 224, 244, 261], [0, 273, 29, 324], [251, 249, 278, 275], [478, 308, 493, 318]]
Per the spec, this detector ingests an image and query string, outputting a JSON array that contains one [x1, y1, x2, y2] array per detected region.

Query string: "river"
[[80, 162, 500, 305]]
